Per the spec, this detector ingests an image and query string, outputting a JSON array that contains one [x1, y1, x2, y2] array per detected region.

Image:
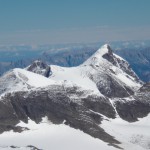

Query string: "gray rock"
[[27, 60, 51, 77], [0, 86, 121, 148], [139, 82, 150, 92], [96, 74, 134, 98]]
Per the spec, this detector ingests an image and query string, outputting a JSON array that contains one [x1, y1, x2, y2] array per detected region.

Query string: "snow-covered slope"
[[0, 68, 56, 96], [14, 68, 56, 87], [50, 65, 101, 95], [0, 118, 117, 150], [82, 44, 140, 87], [101, 114, 150, 150], [50, 44, 141, 98], [0, 44, 149, 150], [1, 115, 150, 150]]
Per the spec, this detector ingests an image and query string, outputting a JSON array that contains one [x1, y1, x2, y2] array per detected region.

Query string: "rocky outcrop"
[[27, 60, 51, 77], [114, 99, 150, 122], [0, 86, 121, 148], [114, 83, 150, 122], [139, 82, 150, 92], [102, 45, 140, 82], [0, 83, 150, 148], [96, 74, 134, 98]]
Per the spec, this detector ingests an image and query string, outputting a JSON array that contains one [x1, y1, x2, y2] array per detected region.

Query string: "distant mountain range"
[[0, 40, 150, 82]]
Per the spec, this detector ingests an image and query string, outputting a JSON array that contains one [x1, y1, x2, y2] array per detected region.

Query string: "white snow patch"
[[0, 118, 117, 150], [114, 53, 126, 61], [101, 114, 150, 150], [116, 73, 140, 87], [50, 65, 102, 96], [14, 68, 56, 88]]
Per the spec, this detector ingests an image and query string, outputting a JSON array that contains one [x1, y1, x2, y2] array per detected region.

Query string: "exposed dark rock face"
[[0, 125, 28, 134], [139, 82, 150, 92], [0, 97, 19, 126], [0, 86, 121, 148], [96, 74, 134, 98], [0, 94, 29, 133], [1, 83, 149, 148], [114, 99, 150, 122], [27, 60, 51, 77], [114, 84, 150, 122], [102, 45, 140, 82], [82, 95, 116, 118], [1, 82, 150, 148]]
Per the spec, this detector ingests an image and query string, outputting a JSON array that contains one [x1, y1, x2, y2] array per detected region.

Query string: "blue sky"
[[0, 0, 150, 45]]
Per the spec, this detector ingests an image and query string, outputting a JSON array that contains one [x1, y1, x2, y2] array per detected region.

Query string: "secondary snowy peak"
[[13, 68, 55, 87], [0, 68, 56, 95], [26, 60, 51, 77]]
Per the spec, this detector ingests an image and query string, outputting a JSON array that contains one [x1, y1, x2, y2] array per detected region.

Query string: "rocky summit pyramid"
[[0, 44, 150, 150]]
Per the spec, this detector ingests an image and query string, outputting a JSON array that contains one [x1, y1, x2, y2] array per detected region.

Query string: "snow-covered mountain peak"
[[96, 44, 112, 56], [82, 44, 114, 66], [90, 44, 112, 59], [13, 68, 55, 87], [82, 44, 140, 81], [77, 44, 141, 97]]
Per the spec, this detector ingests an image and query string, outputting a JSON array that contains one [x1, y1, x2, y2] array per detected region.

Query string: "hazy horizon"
[[0, 0, 150, 45]]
